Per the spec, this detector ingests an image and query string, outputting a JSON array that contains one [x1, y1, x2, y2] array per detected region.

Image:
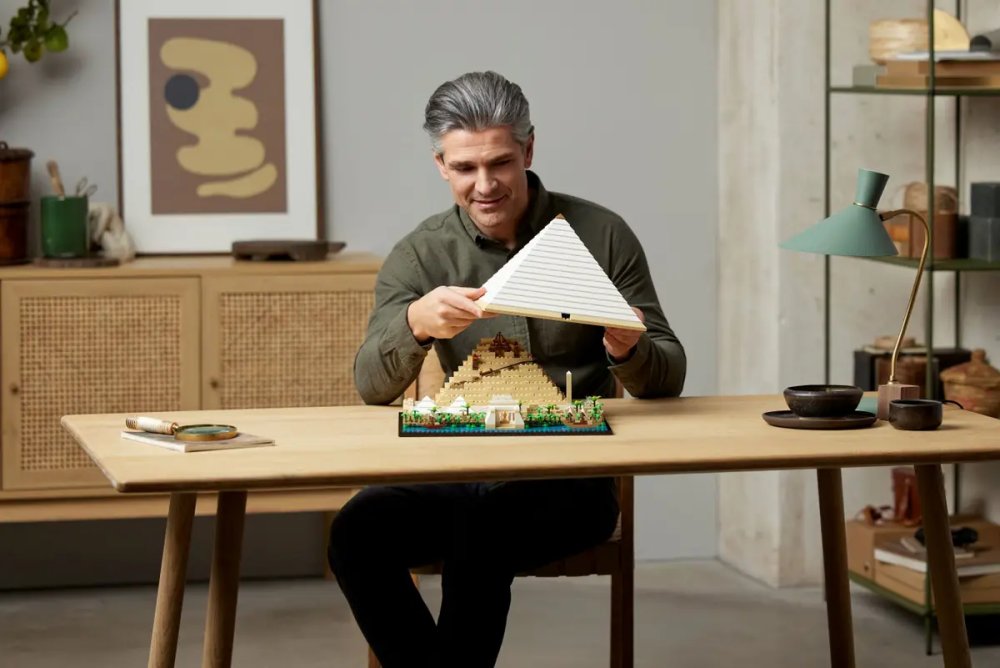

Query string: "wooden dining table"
[[62, 395, 1000, 668]]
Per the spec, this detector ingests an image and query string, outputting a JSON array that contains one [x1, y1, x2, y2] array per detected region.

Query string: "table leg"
[[817, 468, 856, 668], [201, 491, 248, 668], [915, 464, 972, 668], [149, 492, 197, 668]]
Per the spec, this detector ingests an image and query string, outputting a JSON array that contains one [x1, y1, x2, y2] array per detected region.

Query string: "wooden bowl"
[[783, 385, 863, 418], [869, 10, 969, 63], [870, 18, 928, 63]]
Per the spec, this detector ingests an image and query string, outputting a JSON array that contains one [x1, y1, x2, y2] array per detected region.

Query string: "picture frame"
[[115, 0, 324, 254]]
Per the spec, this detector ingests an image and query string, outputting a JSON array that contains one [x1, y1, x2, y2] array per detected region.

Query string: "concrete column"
[[718, 0, 825, 587]]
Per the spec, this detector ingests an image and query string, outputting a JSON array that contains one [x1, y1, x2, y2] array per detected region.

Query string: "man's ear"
[[523, 135, 534, 169], [434, 152, 449, 181]]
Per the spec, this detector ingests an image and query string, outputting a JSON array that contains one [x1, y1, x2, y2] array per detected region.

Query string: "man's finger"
[[603, 335, 626, 355], [449, 286, 487, 300], [605, 328, 634, 345], [440, 290, 484, 318], [439, 306, 478, 323]]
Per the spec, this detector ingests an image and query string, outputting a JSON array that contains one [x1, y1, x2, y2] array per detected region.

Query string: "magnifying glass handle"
[[125, 416, 179, 435]]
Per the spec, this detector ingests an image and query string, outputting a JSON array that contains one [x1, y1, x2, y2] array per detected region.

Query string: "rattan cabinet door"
[[202, 274, 375, 409], [1, 278, 201, 490]]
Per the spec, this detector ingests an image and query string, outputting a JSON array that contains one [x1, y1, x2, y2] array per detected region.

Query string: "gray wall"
[[0, 0, 718, 584]]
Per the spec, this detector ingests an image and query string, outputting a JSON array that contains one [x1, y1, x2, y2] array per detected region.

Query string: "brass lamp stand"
[[876, 208, 930, 419]]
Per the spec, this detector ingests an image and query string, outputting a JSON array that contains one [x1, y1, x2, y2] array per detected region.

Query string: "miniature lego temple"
[[399, 333, 611, 437]]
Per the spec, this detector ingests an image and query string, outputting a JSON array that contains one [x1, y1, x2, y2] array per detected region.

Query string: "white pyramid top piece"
[[476, 217, 646, 331]]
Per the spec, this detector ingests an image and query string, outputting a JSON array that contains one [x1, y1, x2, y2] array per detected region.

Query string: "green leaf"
[[44, 24, 66, 52], [23, 38, 41, 62]]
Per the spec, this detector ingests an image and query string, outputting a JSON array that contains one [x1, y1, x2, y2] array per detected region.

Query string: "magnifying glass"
[[125, 416, 238, 441]]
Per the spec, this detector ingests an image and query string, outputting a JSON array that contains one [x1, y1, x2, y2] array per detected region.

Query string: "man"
[[328, 71, 686, 667]]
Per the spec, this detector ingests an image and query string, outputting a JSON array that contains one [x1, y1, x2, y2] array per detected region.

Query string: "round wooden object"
[[873, 335, 916, 351], [33, 256, 120, 268], [0, 142, 34, 203], [869, 10, 969, 63], [232, 240, 345, 262], [870, 18, 928, 63], [903, 182, 958, 214]]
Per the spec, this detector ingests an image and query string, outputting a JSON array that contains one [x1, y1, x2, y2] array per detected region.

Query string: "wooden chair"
[[367, 349, 634, 668]]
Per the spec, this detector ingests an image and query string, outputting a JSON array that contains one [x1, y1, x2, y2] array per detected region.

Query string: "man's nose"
[[476, 169, 498, 194]]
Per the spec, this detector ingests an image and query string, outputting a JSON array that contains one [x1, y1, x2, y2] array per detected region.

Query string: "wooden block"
[[877, 383, 920, 420]]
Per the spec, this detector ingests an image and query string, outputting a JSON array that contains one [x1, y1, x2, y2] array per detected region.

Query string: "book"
[[876, 74, 1000, 89], [885, 58, 1000, 78], [875, 538, 1000, 577], [894, 50, 1000, 61], [898, 535, 973, 559], [120, 430, 275, 453]]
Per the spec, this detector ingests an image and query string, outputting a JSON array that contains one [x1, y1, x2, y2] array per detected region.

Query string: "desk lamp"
[[781, 168, 930, 419]]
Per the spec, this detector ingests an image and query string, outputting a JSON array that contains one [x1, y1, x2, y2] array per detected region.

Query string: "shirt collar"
[[458, 170, 552, 251]]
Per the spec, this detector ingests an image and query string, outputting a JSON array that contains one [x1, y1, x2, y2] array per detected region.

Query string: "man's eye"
[[454, 166, 472, 173]]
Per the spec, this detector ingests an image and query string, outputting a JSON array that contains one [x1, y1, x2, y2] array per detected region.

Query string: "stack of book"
[[872, 526, 1000, 605], [875, 536, 1000, 577], [877, 52, 1000, 88]]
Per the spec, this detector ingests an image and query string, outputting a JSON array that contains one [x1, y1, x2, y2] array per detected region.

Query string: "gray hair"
[[423, 71, 534, 154]]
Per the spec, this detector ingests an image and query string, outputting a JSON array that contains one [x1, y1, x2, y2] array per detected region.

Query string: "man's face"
[[434, 127, 534, 242]]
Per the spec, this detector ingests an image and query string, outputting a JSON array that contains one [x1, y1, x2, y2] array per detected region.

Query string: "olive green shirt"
[[354, 171, 686, 404]]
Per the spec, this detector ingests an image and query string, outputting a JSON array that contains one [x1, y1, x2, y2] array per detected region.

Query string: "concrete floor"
[[2, 560, 998, 667]]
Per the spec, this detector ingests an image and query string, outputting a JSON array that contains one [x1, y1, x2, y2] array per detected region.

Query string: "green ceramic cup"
[[41, 195, 89, 258]]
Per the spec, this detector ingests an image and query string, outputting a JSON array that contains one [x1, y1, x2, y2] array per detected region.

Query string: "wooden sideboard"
[[0, 253, 380, 522]]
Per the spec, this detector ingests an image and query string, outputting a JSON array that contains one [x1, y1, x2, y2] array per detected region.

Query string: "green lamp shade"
[[780, 169, 899, 258]]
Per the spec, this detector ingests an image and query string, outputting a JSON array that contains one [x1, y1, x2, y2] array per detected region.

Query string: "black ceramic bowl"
[[783, 384, 863, 418], [889, 399, 943, 431]]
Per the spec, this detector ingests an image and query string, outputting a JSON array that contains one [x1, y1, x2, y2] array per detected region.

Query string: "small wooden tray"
[[33, 256, 121, 268], [232, 240, 346, 262]]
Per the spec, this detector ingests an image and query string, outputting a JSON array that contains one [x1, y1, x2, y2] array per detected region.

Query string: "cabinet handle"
[[9, 383, 18, 395], [209, 378, 220, 389]]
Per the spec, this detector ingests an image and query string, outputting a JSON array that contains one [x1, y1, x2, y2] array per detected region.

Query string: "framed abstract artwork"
[[115, 0, 323, 253]]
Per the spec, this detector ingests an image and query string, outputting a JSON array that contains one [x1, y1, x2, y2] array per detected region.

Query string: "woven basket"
[[941, 349, 1000, 418]]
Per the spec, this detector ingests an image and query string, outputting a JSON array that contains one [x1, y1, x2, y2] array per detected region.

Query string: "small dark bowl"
[[783, 384, 863, 418], [889, 399, 943, 431]]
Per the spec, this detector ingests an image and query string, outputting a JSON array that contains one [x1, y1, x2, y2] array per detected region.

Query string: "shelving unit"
[[824, 1, 1000, 396], [825, 0, 1000, 655]]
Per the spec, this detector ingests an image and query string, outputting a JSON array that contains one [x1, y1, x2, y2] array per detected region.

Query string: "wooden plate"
[[232, 240, 346, 262], [33, 256, 121, 268], [762, 410, 877, 430]]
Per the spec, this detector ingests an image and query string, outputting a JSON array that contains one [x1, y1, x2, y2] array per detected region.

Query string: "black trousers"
[[327, 477, 619, 668]]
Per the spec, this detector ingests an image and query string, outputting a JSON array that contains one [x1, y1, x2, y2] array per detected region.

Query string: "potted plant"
[[0, 0, 77, 79]]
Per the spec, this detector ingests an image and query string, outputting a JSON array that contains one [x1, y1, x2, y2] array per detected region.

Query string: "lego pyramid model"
[[433, 333, 565, 410], [475, 216, 646, 331]]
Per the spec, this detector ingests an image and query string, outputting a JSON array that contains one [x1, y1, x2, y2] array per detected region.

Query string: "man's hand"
[[604, 306, 645, 362], [407, 286, 493, 342]]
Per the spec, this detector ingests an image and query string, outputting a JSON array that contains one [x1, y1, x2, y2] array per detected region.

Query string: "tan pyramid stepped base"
[[433, 334, 565, 410]]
